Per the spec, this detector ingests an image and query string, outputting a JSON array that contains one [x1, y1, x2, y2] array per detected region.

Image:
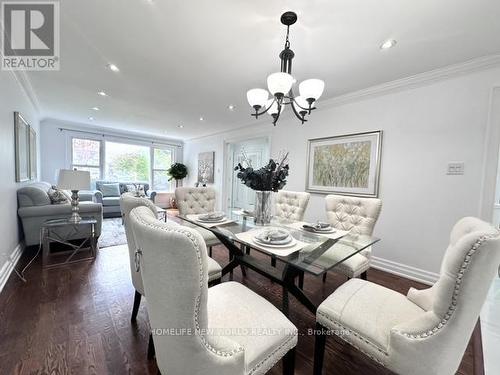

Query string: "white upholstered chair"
[[120, 193, 222, 322], [274, 190, 310, 221], [130, 205, 298, 375], [322, 194, 382, 280], [313, 217, 500, 375], [175, 187, 221, 256]]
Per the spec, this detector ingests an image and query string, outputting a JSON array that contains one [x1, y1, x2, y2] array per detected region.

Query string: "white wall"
[[184, 66, 500, 283], [0, 71, 40, 291], [40, 119, 183, 185]]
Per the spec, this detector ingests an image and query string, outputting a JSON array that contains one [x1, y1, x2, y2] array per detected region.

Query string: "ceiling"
[[23, 0, 500, 139]]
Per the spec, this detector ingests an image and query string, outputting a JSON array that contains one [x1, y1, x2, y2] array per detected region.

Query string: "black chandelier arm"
[[272, 102, 283, 126], [290, 100, 308, 124], [251, 98, 277, 118]]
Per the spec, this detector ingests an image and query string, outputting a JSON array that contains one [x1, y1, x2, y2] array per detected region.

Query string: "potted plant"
[[167, 162, 188, 188], [234, 151, 289, 225], [167, 163, 188, 209]]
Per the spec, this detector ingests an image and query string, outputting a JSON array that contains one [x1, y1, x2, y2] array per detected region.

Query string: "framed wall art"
[[14, 112, 30, 182], [198, 151, 215, 184], [306, 131, 382, 197]]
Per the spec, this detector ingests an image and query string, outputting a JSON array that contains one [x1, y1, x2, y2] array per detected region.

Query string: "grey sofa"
[[93, 180, 156, 218], [17, 182, 103, 246]]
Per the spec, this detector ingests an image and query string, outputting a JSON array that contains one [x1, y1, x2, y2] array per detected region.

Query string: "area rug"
[[98, 218, 127, 248]]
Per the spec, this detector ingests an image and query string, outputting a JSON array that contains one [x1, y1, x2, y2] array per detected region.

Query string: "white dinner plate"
[[252, 236, 297, 248]]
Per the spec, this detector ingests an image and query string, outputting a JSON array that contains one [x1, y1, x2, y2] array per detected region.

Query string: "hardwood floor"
[[0, 243, 477, 375]]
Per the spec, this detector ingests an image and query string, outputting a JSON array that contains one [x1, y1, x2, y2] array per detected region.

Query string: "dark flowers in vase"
[[234, 151, 289, 192]]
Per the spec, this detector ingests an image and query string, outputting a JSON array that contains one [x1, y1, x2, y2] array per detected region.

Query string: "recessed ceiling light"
[[98, 91, 107, 96], [199, 117, 204, 121], [107, 63, 120, 72], [92, 107, 100, 111], [88, 116, 95, 121], [228, 105, 235, 111], [178, 124, 184, 128], [380, 39, 397, 50]]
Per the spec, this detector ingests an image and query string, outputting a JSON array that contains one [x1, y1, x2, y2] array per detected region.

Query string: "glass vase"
[[254, 191, 272, 225]]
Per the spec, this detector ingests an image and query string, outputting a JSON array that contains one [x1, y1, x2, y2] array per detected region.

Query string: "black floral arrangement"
[[234, 150, 289, 192]]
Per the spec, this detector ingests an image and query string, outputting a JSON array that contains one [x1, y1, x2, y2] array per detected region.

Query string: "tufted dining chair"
[[130, 205, 298, 375], [322, 194, 382, 280], [120, 193, 222, 323], [313, 217, 500, 375], [175, 187, 221, 256], [274, 190, 310, 221]]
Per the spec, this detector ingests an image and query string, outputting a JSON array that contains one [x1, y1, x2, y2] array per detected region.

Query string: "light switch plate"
[[447, 162, 465, 175]]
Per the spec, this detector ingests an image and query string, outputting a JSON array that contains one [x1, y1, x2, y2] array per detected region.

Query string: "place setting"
[[236, 227, 306, 256], [285, 220, 350, 240], [187, 211, 234, 227]]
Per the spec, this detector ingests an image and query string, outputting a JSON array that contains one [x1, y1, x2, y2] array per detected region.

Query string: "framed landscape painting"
[[306, 131, 382, 197]]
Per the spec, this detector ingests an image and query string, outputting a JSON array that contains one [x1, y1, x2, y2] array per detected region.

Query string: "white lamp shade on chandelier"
[[293, 95, 310, 111], [246, 88, 269, 108], [266, 72, 294, 96], [299, 79, 325, 101]]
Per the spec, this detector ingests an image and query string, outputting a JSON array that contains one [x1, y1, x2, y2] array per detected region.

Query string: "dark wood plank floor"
[[0, 243, 476, 375]]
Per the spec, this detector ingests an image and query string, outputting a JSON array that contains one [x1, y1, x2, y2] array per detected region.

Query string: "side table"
[[41, 217, 98, 268]]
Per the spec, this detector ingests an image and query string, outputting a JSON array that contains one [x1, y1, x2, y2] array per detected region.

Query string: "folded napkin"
[[256, 228, 290, 242]]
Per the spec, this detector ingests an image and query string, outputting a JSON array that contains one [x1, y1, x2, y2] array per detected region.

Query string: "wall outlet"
[[447, 162, 465, 175]]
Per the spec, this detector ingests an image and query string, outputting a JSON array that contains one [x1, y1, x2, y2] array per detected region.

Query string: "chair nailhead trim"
[[396, 232, 499, 339], [131, 211, 244, 357], [316, 313, 387, 364]]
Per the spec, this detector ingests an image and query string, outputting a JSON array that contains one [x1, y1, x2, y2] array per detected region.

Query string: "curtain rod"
[[57, 127, 182, 148]]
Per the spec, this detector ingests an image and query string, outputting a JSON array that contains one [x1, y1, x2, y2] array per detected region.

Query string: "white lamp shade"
[[57, 169, 91, 190], [267, 72, 294, 96], [294, 95, 310, 110], [246, 88, 269, 108], [266, 99, 284, 116], [299, 79, 325, 100]]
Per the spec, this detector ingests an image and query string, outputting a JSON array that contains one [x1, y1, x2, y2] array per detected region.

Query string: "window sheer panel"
[[152, 147, 174, 191]]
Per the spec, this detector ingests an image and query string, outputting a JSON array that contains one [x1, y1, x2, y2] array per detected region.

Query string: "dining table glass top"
[[178, 211, 380, 277]]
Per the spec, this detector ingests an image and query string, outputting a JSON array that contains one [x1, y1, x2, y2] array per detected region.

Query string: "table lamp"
[[57, 169, 91, 223]]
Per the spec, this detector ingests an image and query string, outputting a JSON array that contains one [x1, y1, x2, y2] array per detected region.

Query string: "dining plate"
[[252, 236, 297, 248], [197, 216, 227, 223]]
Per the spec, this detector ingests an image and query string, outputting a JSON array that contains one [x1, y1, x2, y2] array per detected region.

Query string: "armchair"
[[130, 206, 298, 375], [313, 217, 500, 375]]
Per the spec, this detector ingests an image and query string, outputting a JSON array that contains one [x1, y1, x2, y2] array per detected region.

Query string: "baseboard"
[[371, 256, 439, 285], [0, 243, 24, 294]]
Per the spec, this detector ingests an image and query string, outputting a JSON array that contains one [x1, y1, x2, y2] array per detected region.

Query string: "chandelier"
[[246, 11, 325, 126]]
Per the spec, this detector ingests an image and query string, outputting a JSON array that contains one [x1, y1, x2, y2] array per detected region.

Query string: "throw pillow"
[[48, 186, 70, 204], [125, 184, 137, 193], [100, 183, 121, 197]]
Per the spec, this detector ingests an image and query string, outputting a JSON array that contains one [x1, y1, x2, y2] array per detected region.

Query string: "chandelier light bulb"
[[267, 72, 294, 97], [247, 88, 269, 109], [299, 79, 325, 102]]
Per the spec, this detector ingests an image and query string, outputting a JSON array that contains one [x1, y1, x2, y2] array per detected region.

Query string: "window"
[[71, 138, 102, 180], [70, 136, 177, 191], [105, 141, 151, 182], [152, 148, 173, 191]]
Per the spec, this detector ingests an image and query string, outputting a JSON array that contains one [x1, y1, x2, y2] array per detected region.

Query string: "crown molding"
[[0, 47, 41, 114], [321, 54, 500, 108]]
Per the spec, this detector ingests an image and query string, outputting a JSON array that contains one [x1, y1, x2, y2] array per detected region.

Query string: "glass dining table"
[[178, 212, 380, 316]]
